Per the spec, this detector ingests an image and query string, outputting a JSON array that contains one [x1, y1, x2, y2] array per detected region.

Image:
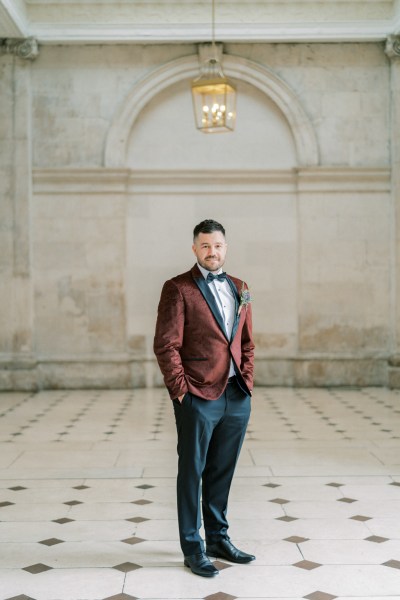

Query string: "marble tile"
[[1, 387, 400, 600], [310, 565, 400, 596], [302, 539, 400, 564], [0, 568, 124, 600], [10, 449, 120, 469]]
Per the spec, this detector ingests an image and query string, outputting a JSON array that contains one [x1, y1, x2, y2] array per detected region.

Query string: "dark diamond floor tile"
[[63, 500, 83, 506], [132, 499, 152, 505], [0, 501, 15, 507], [73, 485, 90, 490], [4, 596, 37, 600], [349, 515, 371, 521], [8, 486, 27, 491], [135, 484, 154, 489], [263, 483, 281, 488], [38, 538, 64, 546], [205, 593, 237, 600], [112, 562, 142, 573], [270, 498, 290, 504], [52, 518, 74, 524], [383, 559, 400, 569], [365, 535, 389, 543], [304, 593, 337, 600], [102, 595, 138, 600], [23, 563, 53, 574], [276, 515, 298, 522], [390, 481, 400, 487], [293, 560, 321, 570], [121, 536, 146, 545], [126, 516, 149, 523], [213, 560, 232, 570], [284, 536, 309, 544], [337, 497, 357, 503], [326, 482, 344, 487]]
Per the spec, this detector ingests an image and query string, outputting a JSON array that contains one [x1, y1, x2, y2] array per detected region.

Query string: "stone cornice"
[[1, 0, 399, 44], [31, 22, 394, 45], [21, 0, 400, 44]]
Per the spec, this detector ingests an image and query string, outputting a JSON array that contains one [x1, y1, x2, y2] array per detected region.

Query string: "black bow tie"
[[207, 272, 227, 283]]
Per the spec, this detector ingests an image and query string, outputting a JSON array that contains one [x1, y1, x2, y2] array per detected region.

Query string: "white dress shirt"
[[197, 263, 236, 377]]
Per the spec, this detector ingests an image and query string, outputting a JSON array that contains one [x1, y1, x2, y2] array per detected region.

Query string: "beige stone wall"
[[0, 42, 397, 389]]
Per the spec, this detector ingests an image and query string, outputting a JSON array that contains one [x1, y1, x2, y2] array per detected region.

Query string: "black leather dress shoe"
[[206, 539, 256, 564], [184, 552, 219, 577]]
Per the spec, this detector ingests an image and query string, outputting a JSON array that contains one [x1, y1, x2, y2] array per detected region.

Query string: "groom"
[[153, 219, 255, 577]]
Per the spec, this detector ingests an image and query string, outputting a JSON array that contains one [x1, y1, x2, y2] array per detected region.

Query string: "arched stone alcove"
[[105, 53, 319, 168]]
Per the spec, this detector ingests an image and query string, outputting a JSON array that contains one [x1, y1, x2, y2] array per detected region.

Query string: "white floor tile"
[[1, 387, 400, 600]]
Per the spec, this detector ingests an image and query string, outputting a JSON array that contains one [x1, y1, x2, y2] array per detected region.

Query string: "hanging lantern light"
[[191, 1, 236, 133]]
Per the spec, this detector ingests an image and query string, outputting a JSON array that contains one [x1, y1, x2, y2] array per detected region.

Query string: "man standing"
[[153, 219, 255, 577]]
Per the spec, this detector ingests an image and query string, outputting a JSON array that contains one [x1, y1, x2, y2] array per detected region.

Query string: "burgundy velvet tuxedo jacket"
[[154, 264, 255, 401]]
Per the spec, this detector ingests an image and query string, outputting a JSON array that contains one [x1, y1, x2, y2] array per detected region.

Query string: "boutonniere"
[[238, 283, 251, 316]]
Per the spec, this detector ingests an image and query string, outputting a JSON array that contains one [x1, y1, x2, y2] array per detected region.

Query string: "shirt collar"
[[197, 262, 223, 280]]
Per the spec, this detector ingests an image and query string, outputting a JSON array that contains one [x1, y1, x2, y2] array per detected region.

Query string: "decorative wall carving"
[[385, 34, 400, 59], [1, 36, 39, 59]]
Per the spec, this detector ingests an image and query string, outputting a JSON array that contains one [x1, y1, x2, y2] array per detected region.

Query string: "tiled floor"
[[1, 387, 400, 600]]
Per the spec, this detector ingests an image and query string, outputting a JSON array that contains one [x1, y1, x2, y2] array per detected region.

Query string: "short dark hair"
[[193, 219, 225, 241]]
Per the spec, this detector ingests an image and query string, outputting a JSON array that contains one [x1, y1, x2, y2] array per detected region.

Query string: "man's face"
[[192, 231, 227, 272]]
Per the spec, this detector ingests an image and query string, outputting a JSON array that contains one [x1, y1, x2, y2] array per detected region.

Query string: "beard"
[[198, 256, 225, 272]]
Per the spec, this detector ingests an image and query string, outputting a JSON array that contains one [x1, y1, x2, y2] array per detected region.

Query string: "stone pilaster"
[[0, 47, 36, 388], [385, 35, 400, 386]]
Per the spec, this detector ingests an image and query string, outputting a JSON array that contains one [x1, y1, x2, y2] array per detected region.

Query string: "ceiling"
[[1, 0, 399, 44]]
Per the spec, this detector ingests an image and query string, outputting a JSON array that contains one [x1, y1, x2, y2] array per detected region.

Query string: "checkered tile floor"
[[0, 387, 400, 600]]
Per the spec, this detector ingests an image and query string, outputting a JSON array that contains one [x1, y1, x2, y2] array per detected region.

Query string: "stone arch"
[[105, 54, 319, 168]]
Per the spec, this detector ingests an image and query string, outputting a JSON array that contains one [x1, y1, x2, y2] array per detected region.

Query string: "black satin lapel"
[[227, 276, 240, 341], [193, 276, 229, 341]]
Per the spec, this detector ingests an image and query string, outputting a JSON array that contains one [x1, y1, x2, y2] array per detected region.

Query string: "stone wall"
[[0, 41, 398, 389]]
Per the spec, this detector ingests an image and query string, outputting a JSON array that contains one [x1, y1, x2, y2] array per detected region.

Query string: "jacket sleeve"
[[153, 279, 188, 399], [240, 288, 255, 392]]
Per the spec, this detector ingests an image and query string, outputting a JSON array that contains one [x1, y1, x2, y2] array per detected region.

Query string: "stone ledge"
[[0, 356, 395, 390], [255, 357, 389, 387], [0, 359, 147, 391], [32, 167, 391, 195]]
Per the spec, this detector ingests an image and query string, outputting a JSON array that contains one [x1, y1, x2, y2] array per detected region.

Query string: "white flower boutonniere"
[[238, 283, 251, 316]]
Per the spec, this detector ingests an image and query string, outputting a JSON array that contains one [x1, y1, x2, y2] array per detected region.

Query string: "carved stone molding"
[[385, 34, 400, 59], [1, 36, 39, 60], [32, 167, 391, 196]]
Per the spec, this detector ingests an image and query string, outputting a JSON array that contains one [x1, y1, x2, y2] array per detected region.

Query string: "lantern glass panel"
[[192, 78, 236, 133]]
